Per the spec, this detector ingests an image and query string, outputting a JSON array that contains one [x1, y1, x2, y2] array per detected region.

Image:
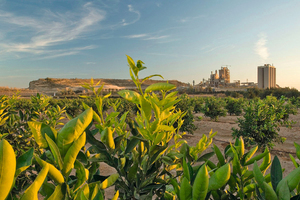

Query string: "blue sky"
[[0, 0, 300, 89]]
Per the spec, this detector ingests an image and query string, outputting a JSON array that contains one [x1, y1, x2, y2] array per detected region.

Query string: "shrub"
[[202, 97, 227, 121], [225, 97, 244, 116], [174, 94, 197, 134], [232, 96, 294, 148]]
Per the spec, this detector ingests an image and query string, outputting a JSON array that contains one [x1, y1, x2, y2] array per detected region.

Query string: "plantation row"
[[0, 56, 300, 199], [2, 92, 297, 148]]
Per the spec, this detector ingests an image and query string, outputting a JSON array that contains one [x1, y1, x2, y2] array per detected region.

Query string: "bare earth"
[[102, 111, 300, 199]]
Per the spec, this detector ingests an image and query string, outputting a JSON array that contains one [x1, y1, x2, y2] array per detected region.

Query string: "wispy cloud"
[[124, 34, 148, 39], [143, 35, 169, 40], [121, 5, 140, 26], [178, 15, 205, 23], [0, 3, 104, 59], [124, 33, 169, 40], [255, 33, 269, 61], [86, 62, 96, 65]]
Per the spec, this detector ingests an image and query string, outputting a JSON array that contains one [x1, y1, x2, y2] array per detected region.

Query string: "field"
[[2, 57, 300, 199], [100, 110, 300, 198]]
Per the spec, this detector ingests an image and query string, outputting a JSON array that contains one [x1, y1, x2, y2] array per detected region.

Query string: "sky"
[[0, 0, 300, 89]]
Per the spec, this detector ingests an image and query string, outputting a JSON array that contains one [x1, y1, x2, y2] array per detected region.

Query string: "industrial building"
[[257, 64, 276, 89], [200, 66, 240, 88]]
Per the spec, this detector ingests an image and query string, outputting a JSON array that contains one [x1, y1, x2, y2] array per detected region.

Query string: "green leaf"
[[28, 121, 48, 148], [213, 144, 225, 166], [21, 164, 49, 200], [127, 55, 138, 76], [149, 146, 167, 165], [295, 142, 300, 160], [276, 165, 300, 194], [208, 163, 231, 191], [16, 148, 34, 176], [86, 129, 107, 153], [182, 158, 190, 181], [74, 160, 88, 192], [45, 134, 63, 170], [242, 146, 258, 165], [118, 90, 140, 104], [244, 149, 269, 166], [278, 180, 290, 200], [253, 161, 265, 190], [196, 152, 215, 162], [271, 155, 282, 191], [99, 173, 119, 189], [77, 151, 88, 165], [57, 108, 93, 157], [140, 97, 152, 122], [62, 132, 86, 176], [142, 74, 164, 83], [47, 184, 65, 200], [180, 177, 192, 200], [193, 164, 209, 200], [145, 83, 176, 93], [263, 182, 277, 200], [125, 138, 140, 154]]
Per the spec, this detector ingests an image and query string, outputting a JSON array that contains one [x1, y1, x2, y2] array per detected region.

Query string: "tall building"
[[219, 66, 230, 84], [257, 64, 276, 89]]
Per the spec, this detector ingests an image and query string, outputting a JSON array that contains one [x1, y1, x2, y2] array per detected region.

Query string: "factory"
[[200, 66, 240, 88]]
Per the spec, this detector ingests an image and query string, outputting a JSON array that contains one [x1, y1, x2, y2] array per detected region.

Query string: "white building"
[[257, 64, 276, 89]]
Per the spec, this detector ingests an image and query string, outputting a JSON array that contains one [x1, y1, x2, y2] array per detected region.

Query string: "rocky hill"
[[29, 78, 188, 95]]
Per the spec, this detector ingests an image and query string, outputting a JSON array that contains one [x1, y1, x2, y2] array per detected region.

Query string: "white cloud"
[[124, 34, 148, 39], [122, 5, 140, 26], [0, 3, 104, 59], [124, 34, 169, 40], [86, 62, 96, 65], [143, 35, 169, 40], [178, 15, 205, 23], [255, 33, 269, 61]]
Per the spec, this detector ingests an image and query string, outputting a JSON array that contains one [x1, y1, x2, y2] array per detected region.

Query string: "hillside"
[[28, 78, 189, 95]]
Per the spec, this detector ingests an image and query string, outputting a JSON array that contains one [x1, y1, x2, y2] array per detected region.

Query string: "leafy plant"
[[28, 108, 119, 199], [232, 96, 294, 148], [83, 56, 216, 199], [202, 97, 227, 121], [175, 94, 197, 134], [225, 97, 244, 116], [253, 155, 300, 199]]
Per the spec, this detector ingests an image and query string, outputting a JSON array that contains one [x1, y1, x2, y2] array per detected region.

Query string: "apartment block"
[[257, 64, 276, 89]]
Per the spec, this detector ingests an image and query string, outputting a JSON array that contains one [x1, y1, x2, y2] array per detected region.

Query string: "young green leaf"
[[271, 155, 282, 191], [145, 83, 176, 93], [193, 164, 209, 200], [15, 148, 34, 176], [253, 161, 265, 190], [208, 163, 231, 191], [180, 177, 192, 200], [45, 134, 63, 170]]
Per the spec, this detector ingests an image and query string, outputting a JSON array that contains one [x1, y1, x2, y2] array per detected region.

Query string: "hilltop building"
[[257, 64, 276, 89]]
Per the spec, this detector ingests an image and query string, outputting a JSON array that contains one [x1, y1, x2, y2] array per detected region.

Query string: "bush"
[[232, 96, 294, 148], [202, 97, 227, 121], [174, 94, 197, 134], [225, 97, 244, 116]]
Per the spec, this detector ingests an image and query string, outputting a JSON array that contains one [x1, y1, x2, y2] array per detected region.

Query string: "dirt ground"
[[99, 111, 300, 199]]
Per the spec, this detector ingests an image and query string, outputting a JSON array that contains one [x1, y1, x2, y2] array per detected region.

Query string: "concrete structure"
[[257, 64, 276, 89], [219, 66, 230, 84], [202, 66, 235, 88]]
